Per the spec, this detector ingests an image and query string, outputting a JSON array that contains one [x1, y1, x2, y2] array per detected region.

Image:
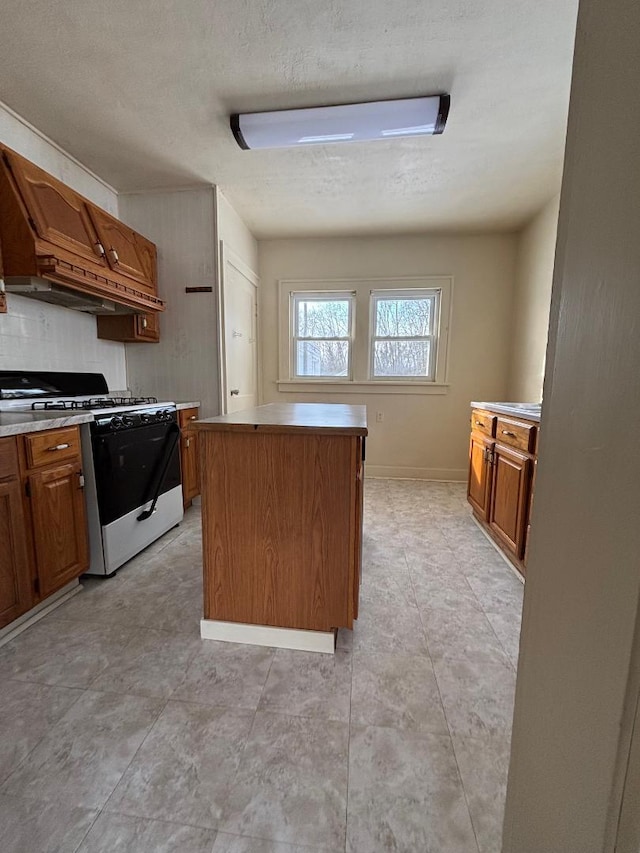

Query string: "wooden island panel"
[[194, 403, 367, 643]]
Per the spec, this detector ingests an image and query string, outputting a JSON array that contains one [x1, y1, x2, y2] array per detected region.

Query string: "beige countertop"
[[194, 402, 368, 435], [471, 401, 541, 422], [0, 411, 94, 437], [175, 401, 201, 411]]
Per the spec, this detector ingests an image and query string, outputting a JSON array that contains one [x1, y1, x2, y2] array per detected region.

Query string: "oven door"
[[91, 421, 182, 525]]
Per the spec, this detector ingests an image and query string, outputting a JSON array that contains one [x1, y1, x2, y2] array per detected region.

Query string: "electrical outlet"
[[376, 411, 384, 423]]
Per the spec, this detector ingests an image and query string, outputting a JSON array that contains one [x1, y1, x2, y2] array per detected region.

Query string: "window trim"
[[289, 290, 356, 381], [368, 288, 441, 381], [278, 276, 453, 393]]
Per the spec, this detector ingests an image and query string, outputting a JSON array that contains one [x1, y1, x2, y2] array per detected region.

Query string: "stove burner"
[[31, 396, 158, 411]]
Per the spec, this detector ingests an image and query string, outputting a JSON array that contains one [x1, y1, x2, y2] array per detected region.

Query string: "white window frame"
[[369, 288, 441, 382], [289, 290, 356, 380], [278, 276, 452, 394]]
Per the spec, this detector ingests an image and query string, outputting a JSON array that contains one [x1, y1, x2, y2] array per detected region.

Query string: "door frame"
[[216, 241, 260, 415]]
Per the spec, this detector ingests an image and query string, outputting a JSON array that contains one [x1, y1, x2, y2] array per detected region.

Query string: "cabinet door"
[[3, 151, 107, 267], [179, 408, 200, 507], [0, 478, 32, 629], [468, 432, 494, 520], [488, 444, 531, 559], [88, 205, 156, 291], [29, 462, 89, 597], [135, 312, 160, 342]]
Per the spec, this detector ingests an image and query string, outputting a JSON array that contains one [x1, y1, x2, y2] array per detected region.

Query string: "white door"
[[220, 244, 259, 413]]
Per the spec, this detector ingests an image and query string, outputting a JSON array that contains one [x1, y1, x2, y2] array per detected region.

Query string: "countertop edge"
[[0, 412, 94, 437], [193, 420, 368, 436], [175, 401, 201, 411], [471, 401, 541, 423]]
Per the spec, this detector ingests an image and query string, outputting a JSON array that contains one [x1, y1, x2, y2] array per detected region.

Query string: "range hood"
[[3, 277, 134, 315]]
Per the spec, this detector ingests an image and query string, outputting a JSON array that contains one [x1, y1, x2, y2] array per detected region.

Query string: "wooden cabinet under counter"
[[467, 404, 540, 576], [178, 407, 200, 507], [193, 403, 367, 652]]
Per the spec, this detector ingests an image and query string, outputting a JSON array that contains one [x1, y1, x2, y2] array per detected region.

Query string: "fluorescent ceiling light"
[[231, 95, 450, 150]]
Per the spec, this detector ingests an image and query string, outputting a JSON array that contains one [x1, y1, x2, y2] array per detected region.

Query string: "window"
[[291, 292, 355, 378], [370, 290, 439, 380], [279, 277, 452, 392]]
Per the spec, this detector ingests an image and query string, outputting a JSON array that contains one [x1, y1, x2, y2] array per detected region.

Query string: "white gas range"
[[0, 371, 184, 576]]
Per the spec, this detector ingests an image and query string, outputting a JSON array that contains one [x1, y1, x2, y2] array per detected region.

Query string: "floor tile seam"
[[468, 595, 520, 673], [344, 628, 356, 853], [347, 711, 451, 739], [89, 804, 222, 835], [0, 685, 89, 789], [213, 648, 280, 829], [100, 694, 171, 816], [401, 556, 440, 666], [424, 629, 483, 853], [70, 803, 104, 853], [46, 608, 202, 638], [217, 828, 342, 852]]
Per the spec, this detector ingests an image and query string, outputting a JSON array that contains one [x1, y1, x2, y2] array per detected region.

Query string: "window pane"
[[374, 297, 432, 337], [296, 340, 349, 377], [373, 340, 431, 377], [296, 299, 350, 338]]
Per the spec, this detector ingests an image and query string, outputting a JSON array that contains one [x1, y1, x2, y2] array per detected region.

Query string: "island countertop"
[[193, 402, 368, 435]]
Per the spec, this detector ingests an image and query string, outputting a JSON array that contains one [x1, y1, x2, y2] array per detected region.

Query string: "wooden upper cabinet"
[[3, 151, 107, 267], [88, 205, 155, 291]]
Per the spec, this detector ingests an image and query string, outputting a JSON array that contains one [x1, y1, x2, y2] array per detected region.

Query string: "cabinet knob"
[[107, 247, 120, 265], [93, 241, 106, 258], [189, 415, 197, 420], [47, 443, 70, 452]]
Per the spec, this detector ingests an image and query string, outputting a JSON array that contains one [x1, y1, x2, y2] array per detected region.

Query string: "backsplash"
[[0, 294, 127, 391]]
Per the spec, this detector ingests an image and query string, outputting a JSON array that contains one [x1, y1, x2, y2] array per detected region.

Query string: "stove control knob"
[[122, 415, 135, 428], [161, 409, 171, 420], [140, 412, 151, 423], [110, 416, 123, 430]]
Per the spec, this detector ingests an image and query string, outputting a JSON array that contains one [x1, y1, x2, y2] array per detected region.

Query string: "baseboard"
[[0, 579, 82, 648], [200, 618, 336, 654], [365, 466, 467, 482]]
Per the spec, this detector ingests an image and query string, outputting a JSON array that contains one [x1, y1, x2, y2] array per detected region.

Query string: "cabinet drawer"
[[495, 417, 536, 453], [471, 409, 496, 437], [24, 427, 81, 469], [179, 407, 200, 429], [0, 436, 19, 480]]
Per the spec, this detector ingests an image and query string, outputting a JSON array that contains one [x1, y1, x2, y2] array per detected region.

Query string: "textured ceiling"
[[0, 0, 578, 237]]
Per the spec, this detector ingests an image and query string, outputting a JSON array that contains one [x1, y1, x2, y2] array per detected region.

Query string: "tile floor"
[[0, 479, 523, 853]]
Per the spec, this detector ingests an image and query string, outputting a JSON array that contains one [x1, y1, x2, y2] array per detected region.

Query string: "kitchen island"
[[193, 403, 367, 653]]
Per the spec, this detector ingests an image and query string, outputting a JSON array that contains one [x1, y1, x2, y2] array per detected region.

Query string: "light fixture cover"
[[231, 95, 450, 150]]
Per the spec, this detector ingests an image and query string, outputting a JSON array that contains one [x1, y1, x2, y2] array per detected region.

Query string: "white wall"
[[217, 191, 259, 274], [119, 188, 220, 417], [258, 234, 517, 480], [0, 102, 126, 390], [503, 0, 640, 849], [508, 195, 560, 402]]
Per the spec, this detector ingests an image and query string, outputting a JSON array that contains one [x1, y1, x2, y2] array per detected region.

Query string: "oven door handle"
[[137, 422, 181, 522]]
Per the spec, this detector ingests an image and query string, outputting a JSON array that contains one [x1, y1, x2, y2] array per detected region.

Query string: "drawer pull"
[[185, 438, 191, 448], [47, 443, 71, 452], [501, 430, 517, 437], [189, 415, 197, 420], [475, 420, 484, 426], [108, 247, 120, 265]]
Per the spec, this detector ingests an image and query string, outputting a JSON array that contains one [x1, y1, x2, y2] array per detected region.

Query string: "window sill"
[[276, 380, 450, 395]]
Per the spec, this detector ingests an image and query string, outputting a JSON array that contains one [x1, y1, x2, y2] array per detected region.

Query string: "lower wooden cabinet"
[[467, 431, 494, 520], [488, 443, 531, 560], [0, 427, 90, 632], [28, 461, 89, 597], [0, 439, 32, 629], [468, 407, 538, 576], [179, 407, 200, 508]]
